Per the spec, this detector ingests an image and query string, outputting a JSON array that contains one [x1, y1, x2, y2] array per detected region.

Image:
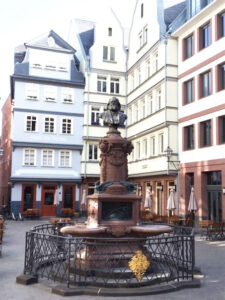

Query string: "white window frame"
[[91, 107, 100, 125], [150, 136, 156, 156], [88, 144, 98, 161], [23, 148, 36, 166], [153, 51, 158, 73], [133, 103, 138, 123], [103, 46, 115, 62], [43, 116, 55, 133], [45, 60, 57, 71], [136, 141, 141, 160], [25, 83, 39, 101], [110, 77, 120, 94], [59, 150, 72, 167], [159, 133, 164, 154], [61, 117, 73, 134], [143, 139, 148, 158], [61, 87, 74, 104], [58, 61, 68, 72], [41, 149, 54, 167], [44, 85, 57, 102], [97, 76, 107, 93], [25, 115, 38, 132], [145, 58, 150, 79], [156, 88, 161, 111]]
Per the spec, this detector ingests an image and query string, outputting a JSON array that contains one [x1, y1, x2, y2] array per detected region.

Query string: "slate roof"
[[164, 0, 186, 28], [74, 19, 95, 56]]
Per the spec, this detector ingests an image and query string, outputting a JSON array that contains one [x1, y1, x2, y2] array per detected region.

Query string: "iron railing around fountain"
[[23, 223, 194, 288]]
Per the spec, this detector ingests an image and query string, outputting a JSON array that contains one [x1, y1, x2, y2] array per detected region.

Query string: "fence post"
[[67, 238, 71, 288]]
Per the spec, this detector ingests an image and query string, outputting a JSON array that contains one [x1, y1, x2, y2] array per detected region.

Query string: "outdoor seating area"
[[199, 220, 225, 240], [22, 209, 40, 219], [141, 211, 194, 227], [60, 208, 74, 217]]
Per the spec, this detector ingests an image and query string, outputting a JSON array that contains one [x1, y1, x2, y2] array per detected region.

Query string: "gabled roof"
[[74, 19, 95, 56], [164, 0, 186, 29], [24, 30, 76, 53]]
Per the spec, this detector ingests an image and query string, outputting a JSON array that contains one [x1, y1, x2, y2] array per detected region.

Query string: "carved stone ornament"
[[108, 149, 125, 166], [99, 140, 109, 153]]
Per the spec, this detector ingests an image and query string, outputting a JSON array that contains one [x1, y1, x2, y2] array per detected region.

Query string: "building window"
[[128, 107, 132, 125], [44, 116, 55, 133], [89, 144, 98, 160], [42, 149, 54, 166], [200, 71, 211, 98], [159, 134, 164, 154], [145, 58, 150, 78], [184, 34, 193, 59], [218, 63, 225, 91], [44, 85, 57, 102], [184, 79, 194, 104], [147, 93, 153, 115], [153, 51, 158, 72], [61, 118, 72, 134], [133, 103, 138, 123], [26, 83, 39, 100], [140, 99, 145, 119], [184, 125, 194, 150], [103, 46, 115, 61], [200, 120, 211, 147], [58, 61, 68, 72], [141, 3, 144, 18], [150, 136, 155, 156], [138, 26, 148, 49], [91, 107, 100, 125], [108, 27, 112, 36], [23, 149, 36, 166], [136, 142, 140, 159], [61, 88, 74, 103], [26, 115, 37, 132], [200, 22, 211, 50], [110, 77, 119, 94], [217, 11, 225, 39], [156, 88, 161, 110], [59, 150, 71, 167], [218, 115, 225, 144], [97, 76, 107, 93], [143, 139, 148, 158]]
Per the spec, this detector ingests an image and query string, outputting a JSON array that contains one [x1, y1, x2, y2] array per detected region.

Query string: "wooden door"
[[41, 185, 57, 216]]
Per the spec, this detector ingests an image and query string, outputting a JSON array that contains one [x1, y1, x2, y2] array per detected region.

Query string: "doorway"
[[207, 189, 222, 221], [41, 185, 57, 216]]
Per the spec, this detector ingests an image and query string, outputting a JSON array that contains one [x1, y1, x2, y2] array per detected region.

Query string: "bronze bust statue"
[[99, 97, 127, 132]]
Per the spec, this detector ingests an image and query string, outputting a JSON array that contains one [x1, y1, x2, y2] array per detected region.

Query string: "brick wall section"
[[0, 96, 13, 211]]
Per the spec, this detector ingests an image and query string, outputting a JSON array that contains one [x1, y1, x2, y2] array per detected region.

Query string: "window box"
[[32, 63, 42, 69], [27, 95, 38, 100], [45, 65, 56, 70], [45, 97, 56, 102]]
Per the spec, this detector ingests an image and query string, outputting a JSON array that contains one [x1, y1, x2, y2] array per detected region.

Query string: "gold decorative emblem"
[[128, 250, 150, 282]]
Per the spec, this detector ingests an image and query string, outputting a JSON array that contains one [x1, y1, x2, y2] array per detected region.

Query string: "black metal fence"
[[23, 223, 194, 288]]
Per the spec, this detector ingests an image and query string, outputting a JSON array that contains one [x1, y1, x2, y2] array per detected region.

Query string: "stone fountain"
[[61, 97, 171, 238], [61, 97, 172, 273]]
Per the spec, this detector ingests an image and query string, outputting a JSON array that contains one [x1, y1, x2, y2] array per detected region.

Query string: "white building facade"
[[10, 31, 85, 217]]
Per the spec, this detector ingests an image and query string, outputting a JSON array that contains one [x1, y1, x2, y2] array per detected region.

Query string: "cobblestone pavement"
[[1, 220, 225, 300]]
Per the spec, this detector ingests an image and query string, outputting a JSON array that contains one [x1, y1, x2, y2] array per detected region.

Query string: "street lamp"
[[164, 146, 180, 215]]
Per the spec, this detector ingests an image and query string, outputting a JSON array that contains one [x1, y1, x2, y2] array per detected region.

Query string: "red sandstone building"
[[173, 0, 225, 220]]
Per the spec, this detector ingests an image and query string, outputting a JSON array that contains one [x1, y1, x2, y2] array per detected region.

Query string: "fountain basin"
[[60, 223, 172, 238]]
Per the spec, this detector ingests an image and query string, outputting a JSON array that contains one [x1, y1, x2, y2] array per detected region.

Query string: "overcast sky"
[[0, 0, 136, 111]]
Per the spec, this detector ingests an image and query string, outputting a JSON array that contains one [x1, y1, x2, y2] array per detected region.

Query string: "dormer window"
[[108, 27, 112, 36]]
